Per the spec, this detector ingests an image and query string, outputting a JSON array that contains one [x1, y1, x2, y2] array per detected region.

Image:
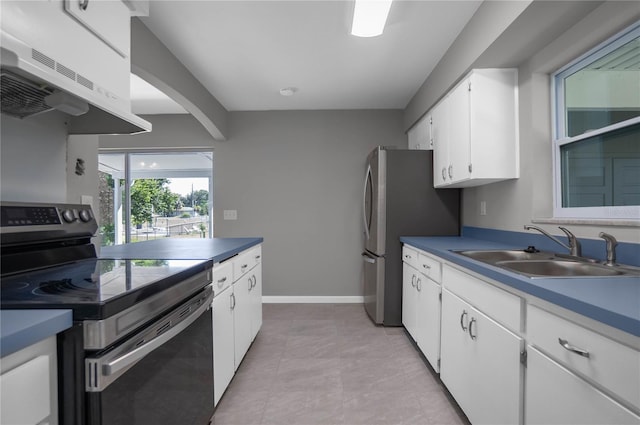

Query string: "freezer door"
[[362, 251, 384, 324], [363, 148, 386, 255]]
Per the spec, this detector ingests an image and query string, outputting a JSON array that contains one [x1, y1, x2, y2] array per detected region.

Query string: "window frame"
[[551, 22, 640, 220]]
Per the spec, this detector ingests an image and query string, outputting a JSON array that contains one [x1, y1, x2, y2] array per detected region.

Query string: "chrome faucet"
[[524, 225, 582, 257], [598, 232, 618, 266]]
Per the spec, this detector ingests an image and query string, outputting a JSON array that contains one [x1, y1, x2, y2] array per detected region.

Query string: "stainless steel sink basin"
[[454, 249, 640, 278], [496, 260, 629, 277], [457, 249, 554, 263]]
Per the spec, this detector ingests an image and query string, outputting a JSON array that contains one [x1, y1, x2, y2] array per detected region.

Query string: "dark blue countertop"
[[1, 310, 72, 357], [401, 236, 640, 338], [100, 237, 263, 262]]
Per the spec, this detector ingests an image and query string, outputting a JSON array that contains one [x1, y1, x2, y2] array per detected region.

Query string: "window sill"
[[533, 218, 640, 227]]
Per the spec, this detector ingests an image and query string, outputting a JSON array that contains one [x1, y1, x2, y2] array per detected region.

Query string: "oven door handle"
[[104, 291, 213, 376], [86, 287, 214, 392]]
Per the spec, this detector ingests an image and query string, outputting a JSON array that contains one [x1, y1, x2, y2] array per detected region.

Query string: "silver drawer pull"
[[217, 277, 227, 284], [422, 264, 431, 270], [404, 254, 412, 259], [558, 338, 590, 358]]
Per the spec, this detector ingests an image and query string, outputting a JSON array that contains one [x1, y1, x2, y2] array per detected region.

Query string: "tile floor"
[[211, 303, 469, 425]]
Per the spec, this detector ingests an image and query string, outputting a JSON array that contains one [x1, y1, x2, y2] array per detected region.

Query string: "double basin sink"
[[455, 249, 640, 278]]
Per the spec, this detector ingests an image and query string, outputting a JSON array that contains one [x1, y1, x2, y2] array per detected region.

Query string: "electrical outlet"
[[480, 201, 487, 216], [223, 210, 237, 220]]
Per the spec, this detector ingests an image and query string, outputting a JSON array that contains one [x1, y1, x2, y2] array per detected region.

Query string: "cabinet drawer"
[[526, 346, 640, 425], [402, 245, 419, 269], [213, 261, 233, 295], [528, 305, 640, 410], [0, 355, 51, 425], [417, 252, 441, 284], [443, 264, 521, 333], [233, 245, 262, 281]]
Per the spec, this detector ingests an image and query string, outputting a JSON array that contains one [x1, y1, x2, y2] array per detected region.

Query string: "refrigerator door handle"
[[362, 252, 376, 264], [363, 164, 372, 241]]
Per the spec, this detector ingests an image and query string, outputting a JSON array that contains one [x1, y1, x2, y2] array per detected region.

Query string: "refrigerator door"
[[363, 147, 386, 255], [362, 251, 384, 324]]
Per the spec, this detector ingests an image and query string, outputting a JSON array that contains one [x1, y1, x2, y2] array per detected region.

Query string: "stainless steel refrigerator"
[[362, 146, 459, 326]]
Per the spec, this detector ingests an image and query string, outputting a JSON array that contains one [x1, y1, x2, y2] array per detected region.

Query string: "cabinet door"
[[249, 264, 263, 341], [402, 263, 418, 340], [525, 347, 640, 425], [432, 97, 450, 187], [213, 287, 235, 406], [466, 305, 523, 425], [447, 78, 471, 185], [64, 0, 130, 57], [233, 277, 252, 370], [440, 289, 473, 412], [415, 276, 441, 372]]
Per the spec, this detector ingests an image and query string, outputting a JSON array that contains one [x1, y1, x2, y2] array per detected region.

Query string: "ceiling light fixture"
[[351, 0, 393, 38], [279, 87, 297, 97]]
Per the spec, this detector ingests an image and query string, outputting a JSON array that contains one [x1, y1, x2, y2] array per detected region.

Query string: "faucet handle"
[[599, 232, 618, 265], [558, 227, 582, 257]]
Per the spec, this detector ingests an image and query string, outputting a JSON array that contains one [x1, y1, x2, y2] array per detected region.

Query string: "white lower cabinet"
[[525, 346, 640, 425], [402, 243, 639, 425], [212, 243, 263, 406], [440, 289, 523, 425], [233, 272, 253, 370], [213, 285, 235, 406], [0, 336, 58, 425], [402, 247, 443, 372]]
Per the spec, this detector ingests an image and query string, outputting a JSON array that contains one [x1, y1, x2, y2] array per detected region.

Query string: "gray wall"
[[1, 113, 69, 203], [101, 111, 406, 297]]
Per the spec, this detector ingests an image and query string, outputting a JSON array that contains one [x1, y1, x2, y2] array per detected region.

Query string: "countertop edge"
[[400, 236, 640, 339], [1, 309, 73, 357]]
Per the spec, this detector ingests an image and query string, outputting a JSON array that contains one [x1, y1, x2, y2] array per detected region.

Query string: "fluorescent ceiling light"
[[351, 0, 393, 38]]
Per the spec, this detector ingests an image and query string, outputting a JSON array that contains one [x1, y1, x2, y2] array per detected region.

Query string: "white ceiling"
[[133, 0, 482, 113]]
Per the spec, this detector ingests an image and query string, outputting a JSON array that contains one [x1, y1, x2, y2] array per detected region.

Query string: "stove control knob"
[[79, 209, 93, 223], [61, 209, 77, 223]]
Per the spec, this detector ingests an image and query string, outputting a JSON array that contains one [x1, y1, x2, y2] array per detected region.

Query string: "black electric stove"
[[1, 202, 215, 425]]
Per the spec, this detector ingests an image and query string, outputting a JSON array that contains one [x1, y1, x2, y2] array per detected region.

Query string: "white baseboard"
[[262, 296, 364, 304]]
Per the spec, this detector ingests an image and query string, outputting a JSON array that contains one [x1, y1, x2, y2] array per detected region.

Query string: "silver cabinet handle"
[[255, 255, 261, 260], [448, 164, 453, 179], [250, 275, 257, 289], [460, 310, 468, 331], [217, 277, 227, 284], [248, 276, 253, 291], [230, 292, 236, 310], [558, 338, 590, 358], [79, 0, 89, 10], [416, 278, 422, 292], [241, 264, 248, 270], [422, 264, 431, 270], [468, 318, 477, 340], [442, 167, 447, 180], [404, 254, 412, 260], [411, 275, 416, 288]]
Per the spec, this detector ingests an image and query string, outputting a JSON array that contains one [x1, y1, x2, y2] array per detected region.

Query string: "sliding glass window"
[[98, 151, 213, 246]]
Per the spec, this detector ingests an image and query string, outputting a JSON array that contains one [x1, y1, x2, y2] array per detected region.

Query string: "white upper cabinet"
[[64, 0, 131, 58], [407, 113, 433, 150], [432, 68, 519, 188]]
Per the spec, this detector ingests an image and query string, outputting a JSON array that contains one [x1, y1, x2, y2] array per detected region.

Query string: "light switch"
[[480, 201, 487, 216], [223, 210, 237, 220]]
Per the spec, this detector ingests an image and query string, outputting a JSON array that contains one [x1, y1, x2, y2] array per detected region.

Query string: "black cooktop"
[[0, 258, 212, 320]]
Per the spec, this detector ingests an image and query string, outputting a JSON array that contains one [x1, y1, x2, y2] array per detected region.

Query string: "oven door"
[[85, 286, 214, 425]]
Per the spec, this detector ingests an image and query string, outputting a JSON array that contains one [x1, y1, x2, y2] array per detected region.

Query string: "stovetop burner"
[[1, 258, 212, 320], [33, 278, 96, 299]]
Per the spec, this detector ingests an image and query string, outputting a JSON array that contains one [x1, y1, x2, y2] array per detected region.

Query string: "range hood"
[[0, 1, 151, 135]]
